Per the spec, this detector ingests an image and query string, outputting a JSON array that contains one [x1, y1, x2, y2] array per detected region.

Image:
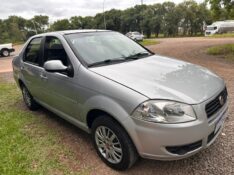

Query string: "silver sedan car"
[[126, 31, 144, 41], [12, 30, 228, 170]]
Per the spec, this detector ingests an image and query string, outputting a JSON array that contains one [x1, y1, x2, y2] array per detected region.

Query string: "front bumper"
[[123, 100, 228, 160]]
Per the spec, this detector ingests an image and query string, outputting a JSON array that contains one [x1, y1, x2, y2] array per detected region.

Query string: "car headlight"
[[132, 100, 196, 123]]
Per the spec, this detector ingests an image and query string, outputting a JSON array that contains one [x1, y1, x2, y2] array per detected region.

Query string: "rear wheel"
[[1, 49, 10, 57], [91, 116, 138, 170], [21, 85, 39, 110]]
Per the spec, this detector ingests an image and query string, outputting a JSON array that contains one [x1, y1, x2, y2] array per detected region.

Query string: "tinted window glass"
[[24, 37, 42, 65], [44, 37, 68, 66]]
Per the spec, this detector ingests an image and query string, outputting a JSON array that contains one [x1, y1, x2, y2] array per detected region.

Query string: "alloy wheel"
[[95, 126, 123, 164]]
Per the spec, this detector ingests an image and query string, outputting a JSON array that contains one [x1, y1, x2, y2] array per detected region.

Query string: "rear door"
[[21, 37, 45, 100]]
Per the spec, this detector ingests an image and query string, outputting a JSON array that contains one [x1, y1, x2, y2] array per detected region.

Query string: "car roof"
[[33, 29, 111, 37]]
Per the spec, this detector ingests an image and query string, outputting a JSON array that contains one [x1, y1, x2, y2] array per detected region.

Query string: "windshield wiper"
[[124, 52, 152, 60], [88, 52, 152, 67], [88, 58, 125, 67]]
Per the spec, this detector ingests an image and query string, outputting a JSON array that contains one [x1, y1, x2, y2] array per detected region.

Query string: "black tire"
[[1, 49, 10, 57], [91, 116, 138, 171], [21, 85, 39, 111]]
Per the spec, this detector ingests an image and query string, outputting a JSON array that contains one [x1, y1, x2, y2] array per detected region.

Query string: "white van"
[[205, 20, 234, 36]]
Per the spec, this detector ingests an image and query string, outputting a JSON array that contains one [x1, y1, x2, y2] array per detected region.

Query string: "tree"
[[142, 6, 154, 38], [0, 0, 218, 43], [32, 15, 49, 33], [207, 0, 234, 20], [50, 19, 71, 31], [150, 4, 164, 37], [82, 16, 95, 29], [104, 9, 122, 31], [70, 16, 83, 29], [161, 2, 180, 37], [93, 13, 106, 29], [2, 16, 27, 42], [176, 0, 211, 36], [70, 16, 95, 29]]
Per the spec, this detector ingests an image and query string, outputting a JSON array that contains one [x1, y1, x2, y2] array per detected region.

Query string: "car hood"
[[90, 55, 225, 104]]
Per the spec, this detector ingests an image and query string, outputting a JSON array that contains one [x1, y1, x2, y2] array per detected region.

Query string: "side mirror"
[[44, 60, 67, 73]]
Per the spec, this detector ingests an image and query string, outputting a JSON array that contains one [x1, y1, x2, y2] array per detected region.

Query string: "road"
[[0, 37, 233, 175]]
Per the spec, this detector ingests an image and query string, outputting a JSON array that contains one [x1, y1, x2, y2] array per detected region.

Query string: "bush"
[[207, 44, 234, 61]]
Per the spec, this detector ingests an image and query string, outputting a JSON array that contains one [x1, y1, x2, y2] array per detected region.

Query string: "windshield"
[[65, 31, 149, 66]]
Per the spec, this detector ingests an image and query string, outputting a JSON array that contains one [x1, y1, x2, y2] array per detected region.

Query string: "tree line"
[[0, 0, 233, 44]]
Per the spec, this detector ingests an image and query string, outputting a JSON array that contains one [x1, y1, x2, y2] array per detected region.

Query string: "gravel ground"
[[0, 37, 233, 175]]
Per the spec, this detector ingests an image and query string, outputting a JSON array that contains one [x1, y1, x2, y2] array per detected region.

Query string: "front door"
[[40, 36, 78, 118]]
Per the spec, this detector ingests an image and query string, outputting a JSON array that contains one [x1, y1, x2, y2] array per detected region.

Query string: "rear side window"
[[24, 37, 42, 65]]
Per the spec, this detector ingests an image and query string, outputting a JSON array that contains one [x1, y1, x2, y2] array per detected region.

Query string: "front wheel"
[[91, 116, 138, 170]]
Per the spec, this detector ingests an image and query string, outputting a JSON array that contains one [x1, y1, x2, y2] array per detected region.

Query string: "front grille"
[[166, 140, 202, 155], [205, 88, 228, 118]]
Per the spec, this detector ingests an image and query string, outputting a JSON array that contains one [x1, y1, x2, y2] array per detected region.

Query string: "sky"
[[0, 0, 204, 21]]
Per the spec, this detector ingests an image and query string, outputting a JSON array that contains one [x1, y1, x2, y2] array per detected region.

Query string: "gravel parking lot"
[[0, 37, 233, 175]]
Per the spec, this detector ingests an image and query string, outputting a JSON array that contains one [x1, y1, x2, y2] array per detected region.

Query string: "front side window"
[[24, 37, 42, 65], [65, 32, 150, 66], [44, 36, 69, 66]]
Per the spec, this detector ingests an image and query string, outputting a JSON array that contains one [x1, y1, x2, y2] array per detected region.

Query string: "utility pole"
[[141, 0, 143, 35], [103, 0, 107, 29]]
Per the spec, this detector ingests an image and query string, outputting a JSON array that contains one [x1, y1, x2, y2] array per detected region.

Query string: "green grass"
[[0, 82, 90, 175], [207, 44, 234, 61], [139, 39, 159, 46], [209, 33, 234, 38]]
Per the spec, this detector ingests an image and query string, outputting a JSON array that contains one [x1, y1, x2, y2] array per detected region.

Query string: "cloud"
[[0, 0, 204, 21]]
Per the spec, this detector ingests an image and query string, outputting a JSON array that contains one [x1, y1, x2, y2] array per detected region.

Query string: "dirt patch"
[[1, 37, 234, 174], [0, 72, 14, 83]]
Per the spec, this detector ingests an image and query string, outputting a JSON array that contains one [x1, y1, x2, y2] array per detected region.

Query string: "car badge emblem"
[[219, 95, 224, 106]]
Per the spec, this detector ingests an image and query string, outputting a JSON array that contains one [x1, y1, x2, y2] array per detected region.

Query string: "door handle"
[[40, 74, 48, 80]]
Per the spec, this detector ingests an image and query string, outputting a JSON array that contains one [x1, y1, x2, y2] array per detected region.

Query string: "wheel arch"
[[1, 48, 9, 51], [87, 109, 111, 128], [83, 95, 132, 129], [0, 48, 10, 53], [18, 79, 25, 90], [86, 108, 139, 155], [87, 109, 130, 131]]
